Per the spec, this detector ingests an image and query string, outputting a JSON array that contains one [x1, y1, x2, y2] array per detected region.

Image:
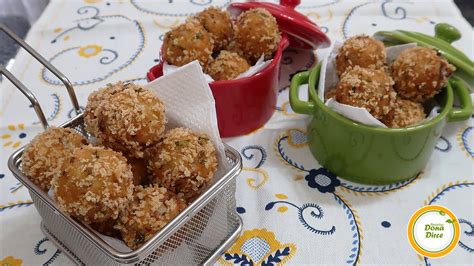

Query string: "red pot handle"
[[280, 0, 300, 9]]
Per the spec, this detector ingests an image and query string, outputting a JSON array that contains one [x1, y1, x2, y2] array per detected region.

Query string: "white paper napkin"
[[163, 55, 272, 82], [320, 42, 440, 128], [146, 61, 228, 170]]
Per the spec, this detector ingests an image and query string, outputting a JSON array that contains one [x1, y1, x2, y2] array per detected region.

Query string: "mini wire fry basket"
[[2, 24, 243, 265]]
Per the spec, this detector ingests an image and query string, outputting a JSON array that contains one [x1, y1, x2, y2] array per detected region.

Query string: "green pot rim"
[[307, 62, 454, 134]]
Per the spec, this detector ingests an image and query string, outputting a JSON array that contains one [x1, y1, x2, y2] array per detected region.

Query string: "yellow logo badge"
[[407, 205, 460, 258]]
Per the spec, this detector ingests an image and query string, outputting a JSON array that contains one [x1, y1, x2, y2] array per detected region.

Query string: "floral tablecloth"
[[0, 0, 472, 265]]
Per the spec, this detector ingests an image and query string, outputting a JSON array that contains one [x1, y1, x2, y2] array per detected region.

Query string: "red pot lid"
[[228, 0, 331, 50]]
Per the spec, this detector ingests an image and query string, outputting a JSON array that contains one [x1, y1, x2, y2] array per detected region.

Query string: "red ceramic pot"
[[147, 0, 330, 137]]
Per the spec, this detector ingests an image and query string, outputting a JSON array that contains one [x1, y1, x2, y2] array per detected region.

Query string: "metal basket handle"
[[0, 23, 81, 129]]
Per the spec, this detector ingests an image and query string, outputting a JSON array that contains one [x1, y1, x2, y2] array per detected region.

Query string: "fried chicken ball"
[[21, 127, 87, 191], [196, 7, 233, 52], [162, 19, 214, 67], [382, 98, 426, 128], [116, 185, 187, 250], [51, 145, 134, 224], [206, 51, 250, 81], [147, 128, 218, 202], [84, 82, 166, 158], [335, 35, 386, 77], [235, 8, 281, 62], [335, 66, 397, 120], [127, 157, 149, 186], [391, 47, 455, 102]]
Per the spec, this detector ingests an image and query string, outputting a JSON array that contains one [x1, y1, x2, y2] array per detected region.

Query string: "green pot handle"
[[289, 70, 314, 115], [448, 76, 473, 122], [308, 62, 322, 103]]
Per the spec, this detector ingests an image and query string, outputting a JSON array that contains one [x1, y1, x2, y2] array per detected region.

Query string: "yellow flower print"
[[78, 44, 103, 58], [2, 124, 27, 149], [243, 167, 269, 190], [0, 256, 23, 266], [287, 128, 309, 148], [219, 228, 296, 265]]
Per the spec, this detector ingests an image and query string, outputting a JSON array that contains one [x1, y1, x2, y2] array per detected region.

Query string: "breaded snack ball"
[[84, 82, 166, 158], [383, 98, 426, 128], [147, 128, 218, 202], [21, 127, 87, 191], [235, 8, 281, 62], [196, 7, 233, 52], [336, 35, 386, 77], [391, 47, 455, 102], [127, 157, 149, 186], [336, 66, 397, 120], [117, 185, 186, 250], [162, 19, 214, 67], [206, 51, 250, 81], [51, 145, 133, 224]]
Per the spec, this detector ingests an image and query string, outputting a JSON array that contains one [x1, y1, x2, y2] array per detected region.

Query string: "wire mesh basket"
[[2, 23, 243, 265]]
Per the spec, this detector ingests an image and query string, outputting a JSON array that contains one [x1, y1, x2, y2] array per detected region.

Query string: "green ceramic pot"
[[289, 63, 472, 184]]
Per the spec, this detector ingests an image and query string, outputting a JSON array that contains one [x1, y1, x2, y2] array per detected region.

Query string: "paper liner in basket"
[[145, 61, 229, 172], [319, 42, 439, 128], [49, 61, 230, 252]]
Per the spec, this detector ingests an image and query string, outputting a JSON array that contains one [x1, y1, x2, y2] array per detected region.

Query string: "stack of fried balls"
[[331, 35, 455, 128], [162, 6, 281, 81], [21, 82, 218, 250]]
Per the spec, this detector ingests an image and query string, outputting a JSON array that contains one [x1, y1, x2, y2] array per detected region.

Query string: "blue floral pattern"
[[305, 168, 341, 193]]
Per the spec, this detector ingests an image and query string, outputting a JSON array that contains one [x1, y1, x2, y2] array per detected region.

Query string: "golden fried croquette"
[[51, 145, 133, 224], [21, 127, 87, 191], [335, 66, 397, 121], [196, 7, 233, 52], [84, 82, 166, 158], [335, 35, 386, 77], [234, 8, 281, 63], [116, 185, 186, 250], [127, 157, 149, 186], [391, 47, 455, 102], [382, 98, 426, 128], [162, 19, 214, 67], [147, 127, 217, 202], [206, 51, 250, 81]]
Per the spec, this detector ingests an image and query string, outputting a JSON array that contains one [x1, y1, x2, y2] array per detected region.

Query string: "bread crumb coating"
[[383, 98, 426, 128], [336, 66, 397, 121], [147, 127, 218, 203], [206, 50, 250, 80], [163, 18, 214, 67], [335, 35, 386, 77], [21, 127, 87, 191], [84, 82, 166, 158], [234, 8, 281, 63], [51, 145, 134, 224], [391, 47, 455, 102], [116, 185, 186, 250], [196, 7, 234, 52]]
